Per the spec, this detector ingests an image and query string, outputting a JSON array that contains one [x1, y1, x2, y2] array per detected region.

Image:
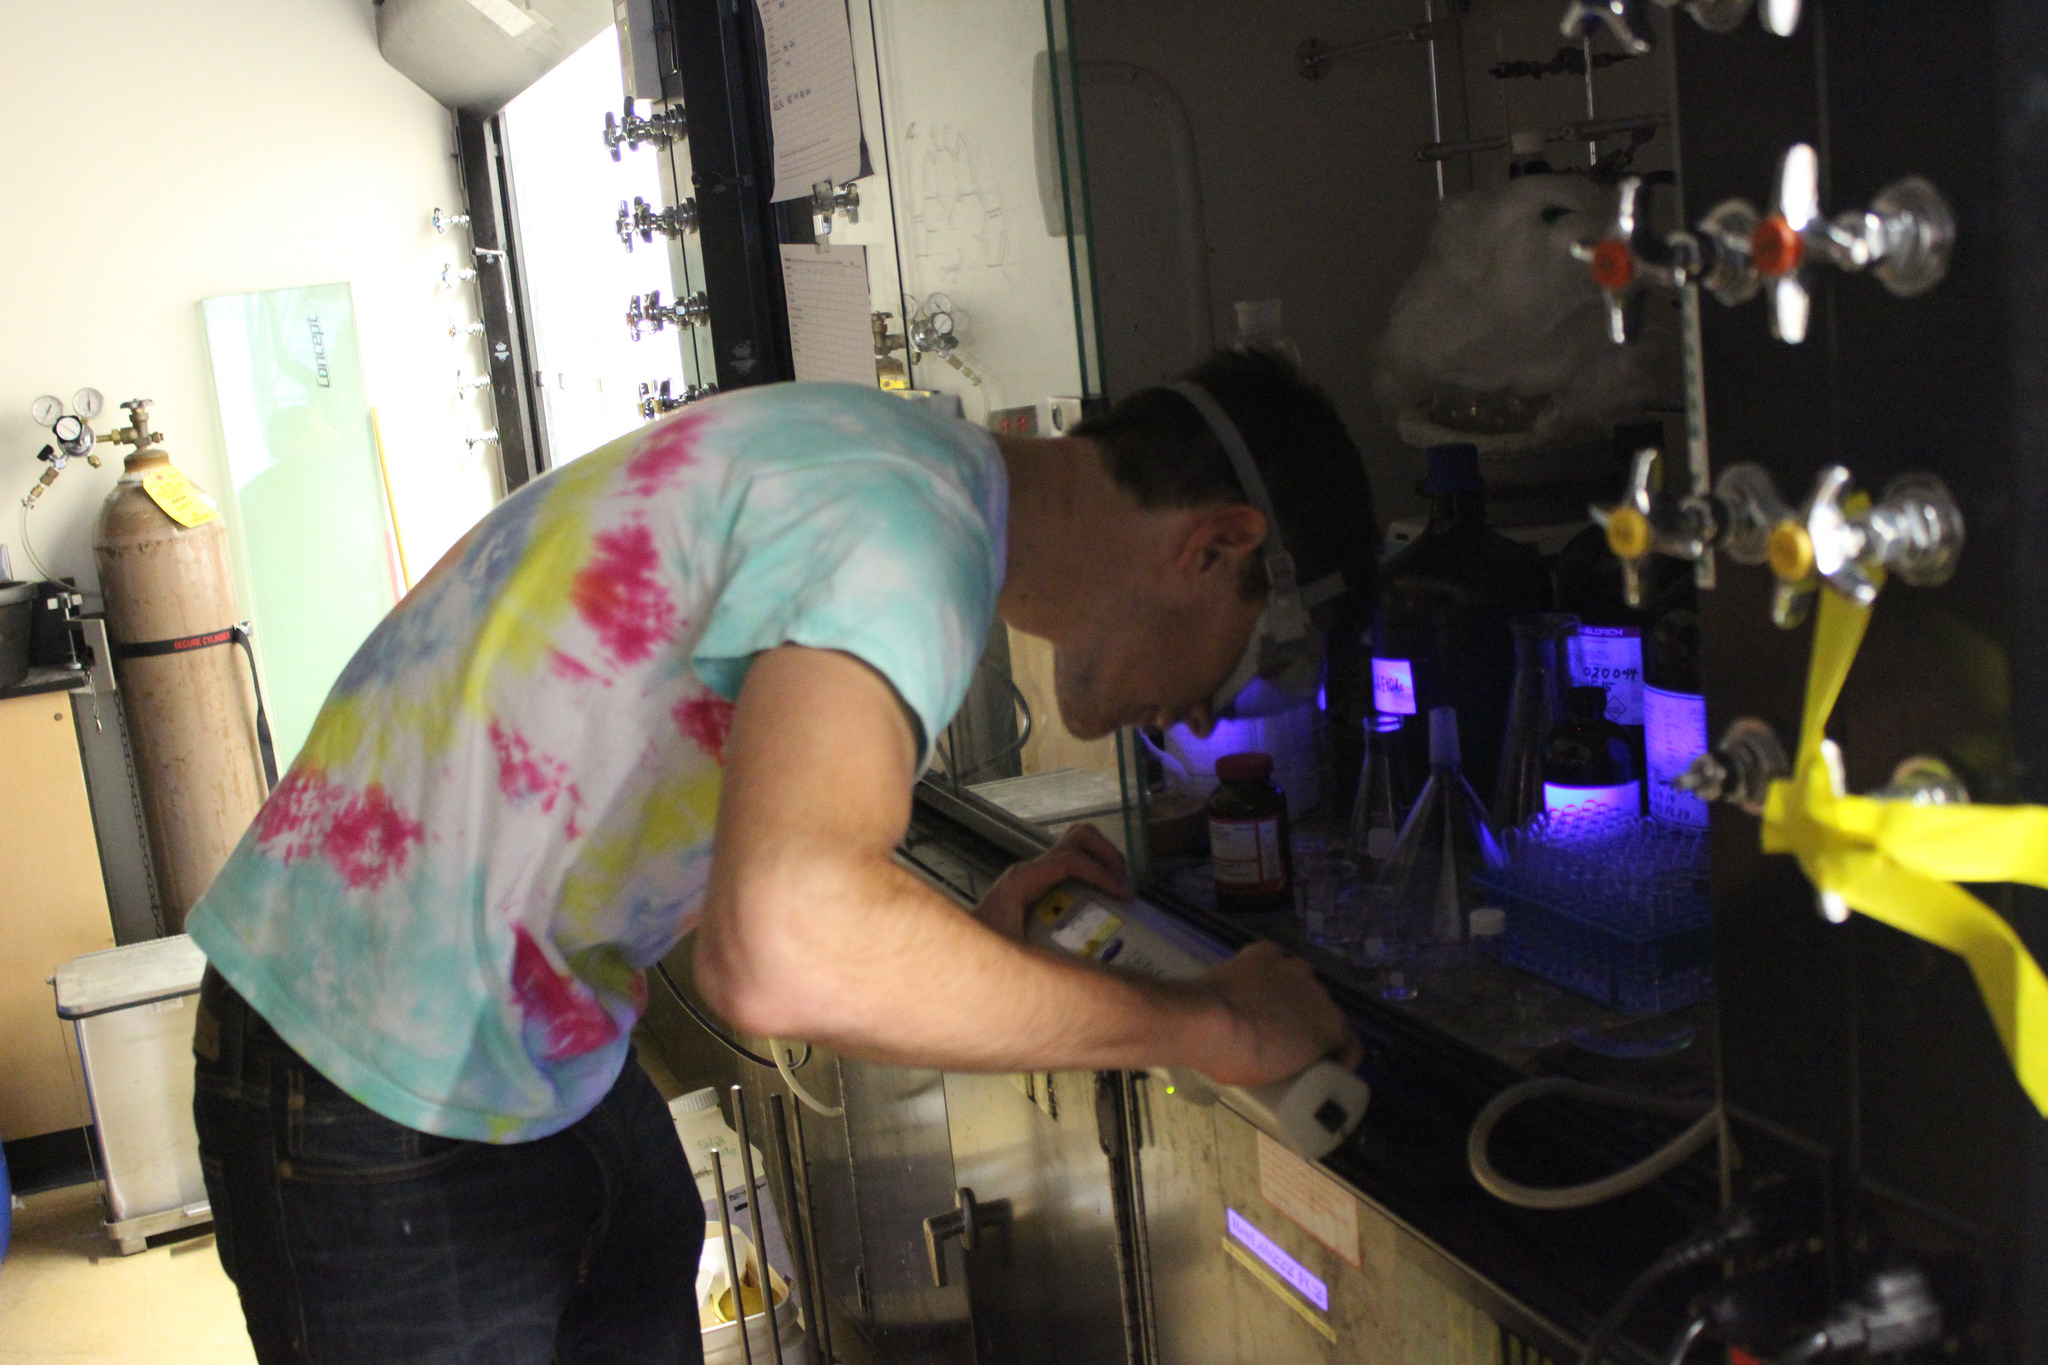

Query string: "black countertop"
[[0, 666, 84, 703]]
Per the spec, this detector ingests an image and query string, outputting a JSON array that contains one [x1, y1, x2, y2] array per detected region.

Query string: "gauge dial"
[[31, 395, 63, 427], [52, 415, 84, 444], [930, 312, 955, 337], [72, 388, 105, 420]]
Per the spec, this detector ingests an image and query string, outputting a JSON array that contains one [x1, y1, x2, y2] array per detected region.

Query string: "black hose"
[[1578, 1207, 1766, 1365], [652, 960, 809, 1071]]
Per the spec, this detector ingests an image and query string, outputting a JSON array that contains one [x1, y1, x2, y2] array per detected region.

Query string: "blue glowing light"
[[1370, 657, 1417, 716], [1644, 685, 1709, 829], [1541, 781, 1642, 820], [1226, 1208, 1329, 1311]]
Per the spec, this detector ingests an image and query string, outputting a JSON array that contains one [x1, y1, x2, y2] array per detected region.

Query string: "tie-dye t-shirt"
[[186, 383, 1006, 1142]]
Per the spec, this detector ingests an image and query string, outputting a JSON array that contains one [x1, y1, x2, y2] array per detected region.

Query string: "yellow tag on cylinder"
[[142, 465, 220, 528]]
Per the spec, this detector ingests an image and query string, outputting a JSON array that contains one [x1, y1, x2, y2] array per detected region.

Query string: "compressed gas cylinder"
[[91, 404, 266, 930]]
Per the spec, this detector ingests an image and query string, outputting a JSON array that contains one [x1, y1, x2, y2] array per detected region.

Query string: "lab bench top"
[[902, 788, 1719, 1365]]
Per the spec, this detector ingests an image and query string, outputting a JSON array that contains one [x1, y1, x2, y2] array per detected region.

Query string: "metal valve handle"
[[1763, 466, 1964, 626], [603, 98, 689, 161], [638, 379, 705, 421], [627, 290, 711, 340], [1590, 447, 1721, 606], [1677, 717, 1792, 815], [1738, 144, 1957, 343], [1558, 0, 1797, 49], [1570, 176, 1653, 344], [619, 196, 701, 251], [810, 179, 861, 239], [1570, 178, 1750, 346]]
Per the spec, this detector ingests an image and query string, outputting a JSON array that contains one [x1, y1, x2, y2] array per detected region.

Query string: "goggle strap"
[[1168, 382, 1328, 647]]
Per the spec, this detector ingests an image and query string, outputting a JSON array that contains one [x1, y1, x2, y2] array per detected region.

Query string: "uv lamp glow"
[[1542, 781, 1641, 819], [1370, 657, 1417, 715], [1226, 1208, 1329, 1311]]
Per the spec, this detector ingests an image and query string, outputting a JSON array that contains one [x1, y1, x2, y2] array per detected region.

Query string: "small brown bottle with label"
[[1208, 752, 1292, 912]]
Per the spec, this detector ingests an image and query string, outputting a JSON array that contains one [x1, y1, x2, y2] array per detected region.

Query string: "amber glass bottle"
[[1209, 752, 1292, 912]]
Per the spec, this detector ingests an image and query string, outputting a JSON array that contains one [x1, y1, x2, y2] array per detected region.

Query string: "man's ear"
[[1177, 502, 1267, 580]]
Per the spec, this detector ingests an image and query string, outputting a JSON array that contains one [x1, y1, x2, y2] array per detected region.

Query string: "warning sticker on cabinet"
[[1257, 1130, 1360, 1268], [143, 465, 220, 528]]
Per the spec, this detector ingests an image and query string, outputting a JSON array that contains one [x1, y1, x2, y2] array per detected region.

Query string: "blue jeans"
[[192, 968, 707, 1364]]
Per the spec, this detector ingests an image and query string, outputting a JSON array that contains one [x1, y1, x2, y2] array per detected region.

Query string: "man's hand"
[[972, 823, 1131, 940], [1195, 942, 1364, 1088]]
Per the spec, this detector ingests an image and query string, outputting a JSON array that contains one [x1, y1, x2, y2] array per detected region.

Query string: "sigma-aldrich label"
[[1569, 625, 1644, 725], [1371, 656, 1417, 715], [1644, 685, 1709, 828]]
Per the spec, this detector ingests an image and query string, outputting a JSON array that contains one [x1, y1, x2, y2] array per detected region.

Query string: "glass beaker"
[[1492, 613, 1581, 833], [1296, 853, 1364, 957]]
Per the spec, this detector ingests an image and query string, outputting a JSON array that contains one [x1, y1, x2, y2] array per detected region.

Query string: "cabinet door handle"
[[921, 1186, 1009, 1288]]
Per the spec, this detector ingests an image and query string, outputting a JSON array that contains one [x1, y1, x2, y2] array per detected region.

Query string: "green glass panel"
[[201, 282, 399, 769]]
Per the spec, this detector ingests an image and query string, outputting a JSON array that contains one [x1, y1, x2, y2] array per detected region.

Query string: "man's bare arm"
[[691, 644, 1356, 1084]]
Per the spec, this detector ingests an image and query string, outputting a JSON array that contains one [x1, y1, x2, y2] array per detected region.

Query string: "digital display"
[[1371, 657, 1417, 716], [1227, 1208, 1330, 1311]]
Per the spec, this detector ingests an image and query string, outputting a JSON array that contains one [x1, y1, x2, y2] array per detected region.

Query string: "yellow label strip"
[[1220, 1238, 1338, 1343]]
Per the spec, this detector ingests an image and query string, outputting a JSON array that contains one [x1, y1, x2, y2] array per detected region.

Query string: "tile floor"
[[0, 1182, 254, 1364]]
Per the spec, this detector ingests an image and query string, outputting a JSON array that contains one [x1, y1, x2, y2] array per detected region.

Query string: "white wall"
[[0, 0, 498, 611]]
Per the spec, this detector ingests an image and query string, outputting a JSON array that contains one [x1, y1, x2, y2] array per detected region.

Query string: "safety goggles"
[[1169, 382, 1347, 722]]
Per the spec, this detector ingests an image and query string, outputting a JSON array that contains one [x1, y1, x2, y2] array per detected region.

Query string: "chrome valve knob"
[[810, 179, 861, 240], [1676, 718, 1791, 816], [432, 207, 469, 235], [1763, 466, 1964, 626], [637, 379, 693, 421], [603, 99, 688, 161], [1873, 756, 1970, 806], [1568, 178, 1735, 344], [1710, 462, 1796, 568], [1704, 144, 1955, 344], [1559, 0, 1798, 52], [626, 290, 711, 340], [618, 196, 699, 251], [1570, 177, 1661, 344], [1590, 447, 1721, 606], [1570, 177, 1765, 344]]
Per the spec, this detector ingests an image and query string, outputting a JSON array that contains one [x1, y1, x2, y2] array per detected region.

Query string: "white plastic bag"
[[1375, 175, 1679, 449]]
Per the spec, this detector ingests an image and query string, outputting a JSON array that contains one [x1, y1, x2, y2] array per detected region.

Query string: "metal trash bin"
[[52, 934, 209, 1254]]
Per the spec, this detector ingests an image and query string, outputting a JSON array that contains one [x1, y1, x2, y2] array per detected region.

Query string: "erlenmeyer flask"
[[1376, 707, 1502, 961], [1346, 711, 1408, 870], [1492, 613, 1581, 832]]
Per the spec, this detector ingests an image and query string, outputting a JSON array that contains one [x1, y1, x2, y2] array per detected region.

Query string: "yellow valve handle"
[[1767, 521, 1815, 583], [1604, 505, 1653, 562], [1760, 590, 2048, 1115]]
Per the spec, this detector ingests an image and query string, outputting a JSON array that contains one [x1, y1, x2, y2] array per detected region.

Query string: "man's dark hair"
[[1073, 349, 1377, 608]]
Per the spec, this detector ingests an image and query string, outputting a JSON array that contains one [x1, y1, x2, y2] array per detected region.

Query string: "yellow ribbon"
[[1760, 590, 2048, 1116]]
